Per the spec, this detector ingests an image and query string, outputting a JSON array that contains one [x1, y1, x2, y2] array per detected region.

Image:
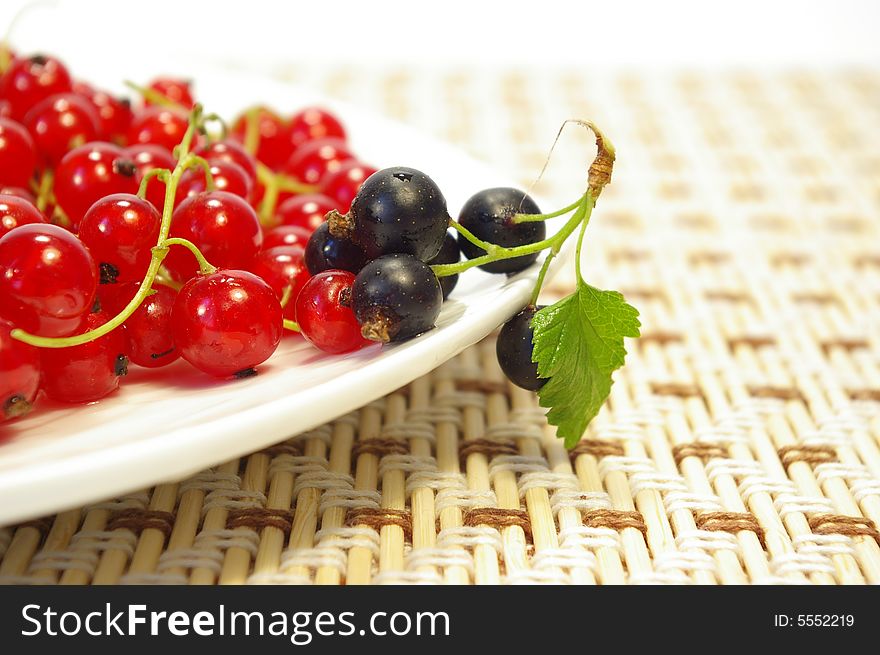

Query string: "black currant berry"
[[352, 253, 443, 343], [458, 187, 545, 274], [427, 231, 460, 299], [329, 166, 450, 262], [304, 222, 369, 275], [496, 305, 547, 391]]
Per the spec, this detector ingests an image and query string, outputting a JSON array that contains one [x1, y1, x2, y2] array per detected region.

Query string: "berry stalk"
[[11, 105, 217, 348]]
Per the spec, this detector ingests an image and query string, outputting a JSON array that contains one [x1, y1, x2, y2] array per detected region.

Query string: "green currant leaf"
[[531, 283, 640, 448]]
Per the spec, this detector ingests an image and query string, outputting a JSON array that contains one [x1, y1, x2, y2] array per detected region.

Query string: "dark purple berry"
[[496, 305, 547, 391], [427, 231, 460, 299], [304, 222, 368, 275]]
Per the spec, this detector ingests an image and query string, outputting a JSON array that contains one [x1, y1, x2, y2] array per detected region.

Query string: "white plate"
[[0, 70, 571, 526]]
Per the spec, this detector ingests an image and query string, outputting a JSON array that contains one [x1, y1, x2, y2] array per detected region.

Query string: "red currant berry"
[[177, 159, 253, 204], [23, 93, 100, 167], [0, 54, 72, 121], [78, 193, 161, 283], [230, 106, 291, 170], [0, 194, 46, 238], [53, 142, 139, 229], [283, 137, 354, 186], [171, 270, 282, 378], [275, 194, 334, 231], [164, 191, 263, 282], [40, 311, 128, 403], [123, 144, 175, 212], [146, 77, 195, 108], [110, 282, 179, 368], [248, 245, 308, 320], [0, 117, 38, 187], [194, 140, 257, 182], [72, 81, 133, 144], [0, 99, 12, 118], [0, 223, 98, 336], [295, 270, 367, 354], [262, 224, 312, 250], [0, 317, 41, 421], [127, 106, 191, 153], [0, 186, 36, 204], [320, 161, 377, 213], [288, 107, 346, 152]]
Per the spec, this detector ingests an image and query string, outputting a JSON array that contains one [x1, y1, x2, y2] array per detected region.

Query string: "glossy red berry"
[[0, 117, 38, 187], [23, 93, 100, 167], [283, 137, 354, 186], [0, 194, 46, 238], [230, 106, 291, 170], [40, 311, 128, 403], [248, 245, 308, 320], [275, 194, 334, 232], [171, 270, 282, 378], [146, 77, 195, 108], [288, 107, 346, 152], [111, 282, 179, 368], [78, 194, 161, 283], [53, 142, 139, 229], [0, 54, 72, 121], [194, 140, 257, 182], [0, 223, 98, 337], [127, 106, 190, 153], [72, 81, 133, 144], [123, 144, 175, 212], [164, 191, 263, 282], [295, 270, 367, 354], [177, 159, 253, 203], [262, 224, 312, 250], [0, 317, 41, 421], [0, 186, 36, 204], [320, 161, 377, 213]]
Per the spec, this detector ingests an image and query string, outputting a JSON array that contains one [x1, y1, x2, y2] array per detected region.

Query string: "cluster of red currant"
[[1, 51, 564, 427]]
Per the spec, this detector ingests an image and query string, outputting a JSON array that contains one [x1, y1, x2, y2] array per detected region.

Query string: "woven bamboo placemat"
[[1, 67, 879, 584]]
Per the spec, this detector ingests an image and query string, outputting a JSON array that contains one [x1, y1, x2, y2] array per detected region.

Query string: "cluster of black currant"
[[304, 165, 553, 389]]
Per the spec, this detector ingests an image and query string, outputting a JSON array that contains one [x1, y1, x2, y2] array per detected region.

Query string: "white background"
[[0, 0, 878, 76]]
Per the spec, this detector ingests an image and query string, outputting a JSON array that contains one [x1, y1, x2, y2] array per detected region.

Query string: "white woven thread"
[[664, 492, 724, 514], [292, 471, 355, 501], [377, 455, 436, 477], [488, 455, 547, 481], [773, 494, 835, 518], [484, 422, 543, 441], [406, 471, 466, 496], [434, 489, 497, 515], [404, 547, 474, 575], [280, 547, 347, 575], [178, 471, 241, 495], [771, 552, 836, 577], [558, 526, 621, 551], [318, 489, 381, 516], [268, 455, 328, 478], [201, 488, 267, 515], [653, 549, 718, 574], [517, 471, 579, 497], [314, 526, 381, 557], [530, 546, 598, 573], [437, 526, 503, 554], [550, 490, 613, 516], [792, 533, 855, 558], [86, 491, 151, 512], [675, 529, 740, 553]]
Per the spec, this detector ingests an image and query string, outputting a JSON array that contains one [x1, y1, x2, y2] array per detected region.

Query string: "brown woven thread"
[[582, 509, 647, 537], [672, 442, 728, 465], [727, 335, 776, 348], [821, 337, 871, 352], [262, 443, 303, 457], [695, 511, 766, 549], [747, 385, 805, 401], [808, 515, 880, 546], [777, 445, 837, 468], [346, 508, 413, 541], [792, 292, 838, 305], [651, 382, 702, 398], [18, 518, 53, 537], [227, 508, 294, 537], [638, 331, 685, 345], [459, 438, 519, 461], [107, 509, 175, 538], [464, 508, 532, 541], [705, 290, 752, 303], [849, 388, 880, 401], [608, 248, 651, 262], [618, 288, 665, 300], [770, 252, 811, 266], [455, 379, 509, 395], [689, 251, 731, 264], [569, 439, 625, 460], [351, 439, 409, 457], [853, 254, 880, 268]]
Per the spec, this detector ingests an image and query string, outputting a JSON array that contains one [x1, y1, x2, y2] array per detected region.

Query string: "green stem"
[[573, 196, 593, 285], [433, 194, 592, 278], [137, 168, 169, 199], [449, 219, 499, 255], [243, 107, 262, 156], [12, 105, 215, 349], [124, 80, 185, 110], [529, 251, 556, 306], [512, 194, 586, 223], [35, 169, 53, 213], [283, 319, 301, 332], [161, 238, 217, 275], [186, 155, 216, 192], [255, 163, 317, 226]]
